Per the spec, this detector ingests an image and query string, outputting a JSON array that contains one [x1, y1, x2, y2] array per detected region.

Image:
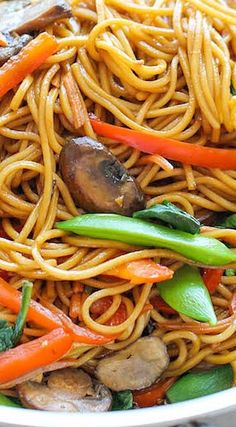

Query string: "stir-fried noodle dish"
[[1, 0, 236, 412]]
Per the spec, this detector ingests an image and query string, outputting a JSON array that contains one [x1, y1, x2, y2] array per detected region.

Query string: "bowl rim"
[[0, 387, 236, 427]]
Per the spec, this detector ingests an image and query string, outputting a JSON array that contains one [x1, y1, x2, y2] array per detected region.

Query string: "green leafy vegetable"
[[0, 393, 22, 408], [133, 201, 200, 234], [112, 391, 133, 411], [225, 269, 236, 277], [218, 213, 236, 229], [231, 83, 236, 96], [0, 281, 32, 352], [159, 265, 217, 325], [167, 365, 233, 403]]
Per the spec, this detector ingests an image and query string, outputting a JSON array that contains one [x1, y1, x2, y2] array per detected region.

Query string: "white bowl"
[[0, 387, 236, 427]]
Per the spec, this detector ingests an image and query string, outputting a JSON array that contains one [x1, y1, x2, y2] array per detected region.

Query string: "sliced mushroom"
[[0, 0, 72, 34], [96, 336, 169, 391], [59, 137, 145, 216], [17, 368, 112, 412], [0, 33, 32, 66]]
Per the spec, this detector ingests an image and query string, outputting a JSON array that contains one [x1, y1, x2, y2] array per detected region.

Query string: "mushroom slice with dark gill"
[[0, 0, 72, 34], [96, 336, 169, 391], [0, 33, 32, 66], [17, 368, 112, 412], [59, 136, 145, 216]]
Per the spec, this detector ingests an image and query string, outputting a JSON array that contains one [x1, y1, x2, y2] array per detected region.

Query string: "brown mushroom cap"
[[59, 137, 145, 216], [17, 368, 112, 412], [96, 336, 169, 391]]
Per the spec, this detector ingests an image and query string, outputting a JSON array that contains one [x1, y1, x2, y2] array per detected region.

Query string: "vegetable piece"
[[18, 368, 112, 412], [150, 295, 177, 314], [202, 268, 224, 294], [96, 336, 169, 391], [112, 390, 133, 411], [166, 365, 233, 403], [0, 393, 22, 408], [231, 83, 236, 96], [0, 328, 72, 385], [90, 118, 236, 170], [134, 201, 200, 234], [63, 71, 85, 129], [59, 137, 145, 216], [56, 214, 236, 266], [225, 269, 236, 276], [133, 377, 176, 408], [0, 33, 7, 47], [218, 213, 236, 229], [90, 296, 127, 326], [0, 33, 32, 66], [0, 0, 72, 34], [0, 277, 116, 346], [0, 32, 58, 98], [104, 259, 173, 285], [159, 266, 217, 325], [0, 281, 32, 352]]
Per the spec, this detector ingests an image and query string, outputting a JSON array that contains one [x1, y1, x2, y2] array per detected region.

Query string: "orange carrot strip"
[[0, 32, 58, 98], [0, 328, 72, 385], [73, 282, 84, 293], [202, 268, 224, 294], [0, 277, 117, 345], [133, 377, 177, 408], [0, 33, 7, 47], [69, 293, 82, 319], [63, 70, 85, 129], [104, 259, 173, 285]]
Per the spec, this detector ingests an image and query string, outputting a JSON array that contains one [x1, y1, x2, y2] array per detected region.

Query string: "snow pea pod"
[[159, 265, 217, 324], [56, 214, 236, 266], [167, 365, 233, 403]]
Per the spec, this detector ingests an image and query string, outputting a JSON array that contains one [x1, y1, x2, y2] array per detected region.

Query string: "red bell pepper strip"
[[90, 118, 236, 170], [133, 377, 176, 408], [150, 295, 177, 315], [0, 328, 72, 385], [0, 277, 117, 345], [90, 296, 128, 326], [0, 32, 58, 98], [202, 268, 224, 294]]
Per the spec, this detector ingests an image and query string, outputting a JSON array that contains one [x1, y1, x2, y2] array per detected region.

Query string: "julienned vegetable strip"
[[104, 259, 173, 284], [0, 32, 58, 98], [56, 214, 236, 266], [0, 277, 116, 345], [133, 377, 176, 408], [90, 118, 236, 170], [0, 33, 7, 47], [0, 328, 72, 385], [202, 268, 224, 294]]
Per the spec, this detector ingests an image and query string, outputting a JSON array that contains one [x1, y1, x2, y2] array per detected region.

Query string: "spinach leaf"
[[231, 83, 236, 96], [218, 213, 236, 229], [0, 281, 32, 352], [133, 201, 200, 234], [225, 269, 236, 277], [112, 390, 133, 411]]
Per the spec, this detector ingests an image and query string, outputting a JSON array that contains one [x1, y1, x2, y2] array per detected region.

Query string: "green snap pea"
[[159, 265, 217, 325], [56, 214, 236, 266], [167, 365, 233, 403]]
